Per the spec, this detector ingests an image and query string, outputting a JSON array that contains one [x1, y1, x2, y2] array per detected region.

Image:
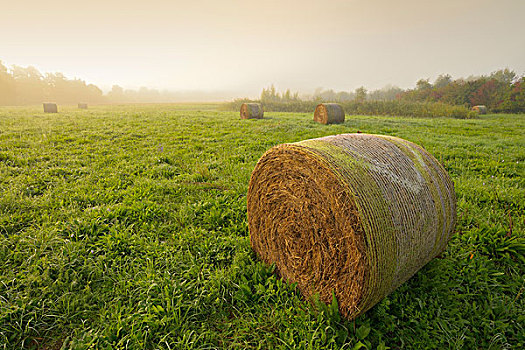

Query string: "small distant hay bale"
[[247, 133, 456, 320], [43, 103, 58, 113], [240, 103, 264, 119], [78, 103, 88, 109], [314, 103, 345, 124], [472, 105, 487, 114]]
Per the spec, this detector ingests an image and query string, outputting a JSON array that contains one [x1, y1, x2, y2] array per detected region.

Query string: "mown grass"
[[0, 105, 523, 349]]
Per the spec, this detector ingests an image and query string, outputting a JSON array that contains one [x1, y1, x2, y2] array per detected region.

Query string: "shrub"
[[223, 99, 476, 119]]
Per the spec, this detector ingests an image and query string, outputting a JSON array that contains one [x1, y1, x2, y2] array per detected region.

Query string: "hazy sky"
[[1, 0, 524, 96]]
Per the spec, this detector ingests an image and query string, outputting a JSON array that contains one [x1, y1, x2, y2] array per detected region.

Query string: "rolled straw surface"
[[240, 103, 264, 119], [472, 105, 487, 114], [314, 103, 345, 124], [247, 133, 456, 319], [43, 103, 58, 113]]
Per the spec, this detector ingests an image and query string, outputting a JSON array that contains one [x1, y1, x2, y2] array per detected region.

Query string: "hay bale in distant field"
[[43, 103, 58, 113], [472, 105, 487, 114], [314, 103, 345, 124], [247, 133, 456, 320], [240, 103, 264, 119], [78, 103, 88, 109]]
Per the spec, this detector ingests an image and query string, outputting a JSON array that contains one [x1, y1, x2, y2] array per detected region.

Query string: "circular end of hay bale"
[[247, 133, 456, 319], [248, 144, 367, 315], [314, 103, 345, 124], [240, 103, 264, 119], [472, 105, 487, 114]]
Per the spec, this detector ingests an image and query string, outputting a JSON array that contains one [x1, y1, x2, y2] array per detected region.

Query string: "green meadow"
[[0, 105, 524, 349]]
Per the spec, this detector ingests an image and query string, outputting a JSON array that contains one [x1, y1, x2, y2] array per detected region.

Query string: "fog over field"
[[1, 1, 525, 348], [1, 0, 524, 99]]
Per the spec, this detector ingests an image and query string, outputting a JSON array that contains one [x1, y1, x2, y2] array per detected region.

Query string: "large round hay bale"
[[43, 103, 58, 113], [247, 133, 456, 320], [472, 105, 487, 114], [240, 103, 264, 119], [314, 103, 345, 124]]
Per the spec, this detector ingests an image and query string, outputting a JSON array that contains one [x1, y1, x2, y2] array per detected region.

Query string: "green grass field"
[[0, 105, 524, 349]]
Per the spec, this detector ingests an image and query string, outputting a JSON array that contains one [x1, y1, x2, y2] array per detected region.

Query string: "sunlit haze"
[[1, 0, 524, 98]]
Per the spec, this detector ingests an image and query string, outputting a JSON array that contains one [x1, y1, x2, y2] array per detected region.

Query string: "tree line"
[[0, 62, 105, 105], [260, 69, 524, 113], [1, 60, 523, 112], [399, 69, 524, 113], [0, 61, 229, 105]]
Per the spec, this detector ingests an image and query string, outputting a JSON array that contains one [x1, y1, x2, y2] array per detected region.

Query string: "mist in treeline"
[[260, 69, 524, 113], [0, 61, 235, 105], [0, 62, 105, 105], [105, 85, 238, 103], [1, 60, 523, 112]]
